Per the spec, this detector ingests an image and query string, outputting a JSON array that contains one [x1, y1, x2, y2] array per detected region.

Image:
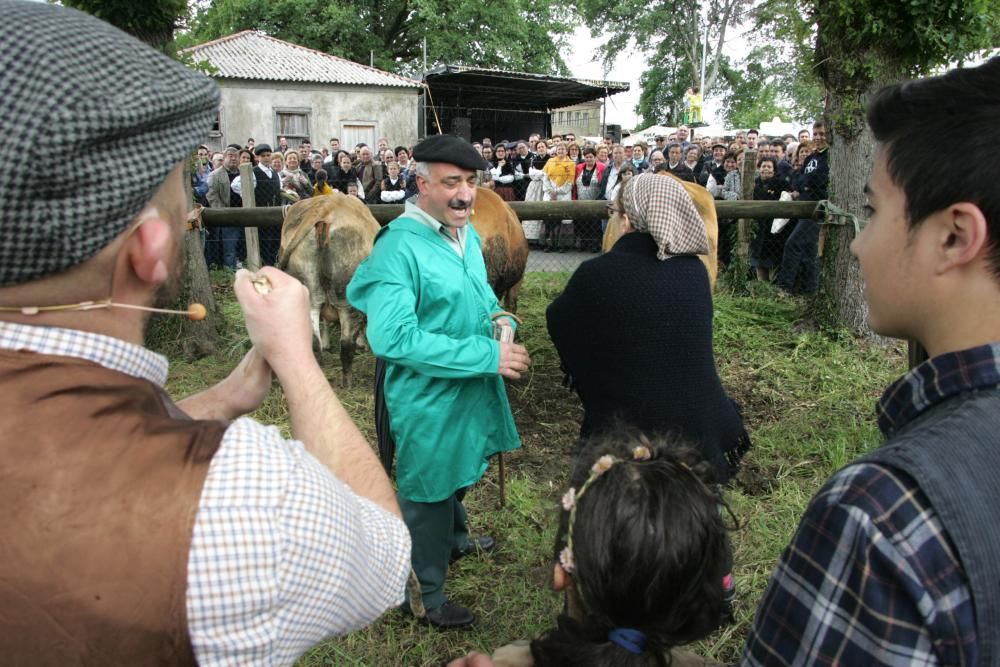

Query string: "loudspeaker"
[[604, 124, 622, 144], [451, 117, 471, 142]]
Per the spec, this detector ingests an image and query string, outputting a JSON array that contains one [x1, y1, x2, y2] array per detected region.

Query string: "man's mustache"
[[448, 198, 472, 210]]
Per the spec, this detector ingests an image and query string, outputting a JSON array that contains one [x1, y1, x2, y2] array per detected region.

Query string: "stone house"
[[183, 31, 422, 153]]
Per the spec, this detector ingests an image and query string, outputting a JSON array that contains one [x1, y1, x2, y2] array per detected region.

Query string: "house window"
[[342, 121, 377, 152], [274, 107, 311, 146]]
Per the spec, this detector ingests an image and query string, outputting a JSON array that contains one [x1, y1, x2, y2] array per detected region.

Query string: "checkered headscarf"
[[0, 0, 220, 287], [622, 173, 709, 261]]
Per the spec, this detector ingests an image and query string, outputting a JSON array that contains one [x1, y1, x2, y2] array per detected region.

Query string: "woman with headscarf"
[[280, 151, 312, 200], [546, 172, 751, 485], [542, 143, 575, 253]]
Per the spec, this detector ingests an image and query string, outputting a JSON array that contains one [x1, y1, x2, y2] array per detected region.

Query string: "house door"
[[342, 122, 377, 151]]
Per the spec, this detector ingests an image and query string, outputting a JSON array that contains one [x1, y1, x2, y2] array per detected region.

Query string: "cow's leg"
[[503, 278, 523, 315], [309, 306, 328, 351], [337, 306, 358, 389]]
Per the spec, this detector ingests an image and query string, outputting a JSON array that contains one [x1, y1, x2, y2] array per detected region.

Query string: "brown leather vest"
[[0, 348, 227, 666]]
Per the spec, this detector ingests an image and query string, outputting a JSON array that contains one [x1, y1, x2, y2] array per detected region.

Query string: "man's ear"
[[936, 202, 990, 275], [124, 211, 174, 286]]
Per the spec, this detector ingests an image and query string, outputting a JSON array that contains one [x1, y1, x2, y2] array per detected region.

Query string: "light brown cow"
[[600, 173, 719, 289], [277, 192, 380, 387], [470, 186, 529, 312]]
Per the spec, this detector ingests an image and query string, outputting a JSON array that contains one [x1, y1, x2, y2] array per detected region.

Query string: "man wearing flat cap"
[[348, 134, 531, 629], [0, 2, 409, 665], [253, 143, 283, 264]]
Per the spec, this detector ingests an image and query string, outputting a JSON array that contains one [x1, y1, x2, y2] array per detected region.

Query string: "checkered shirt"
[[740, 344, 1000, 667], [739, 346, 995, 666], [0, 321, 411, 666]]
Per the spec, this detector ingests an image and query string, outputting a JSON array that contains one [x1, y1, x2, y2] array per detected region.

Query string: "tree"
[[717, 52, 788, 128], [793, 0, 1000, 336], [63, 0, 187, 52], [635, 50, 693, 127], [65, 0, 225, 357], [579, 0, 750, 115], [182, 0, 574, 76]]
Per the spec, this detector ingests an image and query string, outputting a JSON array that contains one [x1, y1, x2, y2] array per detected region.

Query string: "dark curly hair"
[[531, 428, 730, 666]]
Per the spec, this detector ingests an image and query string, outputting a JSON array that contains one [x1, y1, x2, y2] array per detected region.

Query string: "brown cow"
[[470, 186, 529, 313], [277, 192, 380, 387], [601, 173, 719, 289]]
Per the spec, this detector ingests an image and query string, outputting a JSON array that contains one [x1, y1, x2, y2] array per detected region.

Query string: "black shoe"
[[422, 600, 476, 629], [451, 536, 496, 562]]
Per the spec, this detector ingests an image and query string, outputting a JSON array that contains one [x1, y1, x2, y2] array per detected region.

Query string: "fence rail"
[[201, 200, 822, 228]]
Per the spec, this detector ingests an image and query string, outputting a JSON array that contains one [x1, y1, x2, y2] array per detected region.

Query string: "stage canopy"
[[422, 65, 629, 142]]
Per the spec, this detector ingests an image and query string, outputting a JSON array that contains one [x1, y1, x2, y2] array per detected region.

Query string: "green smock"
[[347, 204, 521, 503]]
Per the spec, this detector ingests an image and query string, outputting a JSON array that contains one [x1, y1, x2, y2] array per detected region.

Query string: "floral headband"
[[559, 443, 662, 575]]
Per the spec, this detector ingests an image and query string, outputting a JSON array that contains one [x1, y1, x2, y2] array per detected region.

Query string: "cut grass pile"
[[162, 272, 905, 666]]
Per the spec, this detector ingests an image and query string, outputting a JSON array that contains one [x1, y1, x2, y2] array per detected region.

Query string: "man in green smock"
[[347, 135, 531, 629]]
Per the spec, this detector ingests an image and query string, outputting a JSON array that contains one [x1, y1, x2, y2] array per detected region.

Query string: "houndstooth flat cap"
[[0, 0, 220, 286]]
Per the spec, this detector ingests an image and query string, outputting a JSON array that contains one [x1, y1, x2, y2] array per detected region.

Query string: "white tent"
[[624, 124, 673, 144], [759, 117, 801, 138]]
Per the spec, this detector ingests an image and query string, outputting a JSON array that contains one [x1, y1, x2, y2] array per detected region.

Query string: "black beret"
[[412, 135, 490, 171], [254, 144, 273, 155], [0, 0, 220, 287]]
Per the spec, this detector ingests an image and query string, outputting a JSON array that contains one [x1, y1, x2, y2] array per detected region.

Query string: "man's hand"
[[233, 267, 313, 377], [498, 341, 530, 380], [175, 347, 272, 421], [220, 348, 273, 415]]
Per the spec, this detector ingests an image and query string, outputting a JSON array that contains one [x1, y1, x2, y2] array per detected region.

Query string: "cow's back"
[[278, 193, 380, 294], [470, 187, 528, 310]]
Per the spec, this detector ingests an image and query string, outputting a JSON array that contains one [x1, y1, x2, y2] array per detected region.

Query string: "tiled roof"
[[182, 31, 421, 89]]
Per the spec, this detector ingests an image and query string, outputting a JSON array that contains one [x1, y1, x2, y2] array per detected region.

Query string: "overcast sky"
[[565, 24, 752, 130]]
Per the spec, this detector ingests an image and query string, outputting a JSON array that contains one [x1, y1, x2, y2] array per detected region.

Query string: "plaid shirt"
[[0, 321, 411, 666], [741, 344, 996, 667]]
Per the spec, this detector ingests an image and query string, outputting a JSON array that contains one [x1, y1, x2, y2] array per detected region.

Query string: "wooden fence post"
[[737, 149, 757, 263], [239, 163, 261, 271]]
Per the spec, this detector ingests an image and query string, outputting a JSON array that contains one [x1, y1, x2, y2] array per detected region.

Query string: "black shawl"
[[546, 232, 751, 482]]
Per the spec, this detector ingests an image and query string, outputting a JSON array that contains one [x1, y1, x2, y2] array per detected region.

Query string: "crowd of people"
[[192, 124, 828, 295], [6, 4, 999, 667]]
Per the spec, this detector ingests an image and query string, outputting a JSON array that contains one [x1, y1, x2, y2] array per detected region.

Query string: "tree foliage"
[[578, 0, 749, 97], [63, 0, 187, 51], [717, 56, 786, 128], [634, 47, 694, 127], [181, 0, 574, 75], [788, 0, 1000, 335]]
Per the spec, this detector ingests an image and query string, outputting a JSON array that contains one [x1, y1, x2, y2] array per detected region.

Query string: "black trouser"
[[776, 218, 821, 294]]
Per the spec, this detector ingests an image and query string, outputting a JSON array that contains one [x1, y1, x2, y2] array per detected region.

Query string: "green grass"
[[161, 271, 905, 667]]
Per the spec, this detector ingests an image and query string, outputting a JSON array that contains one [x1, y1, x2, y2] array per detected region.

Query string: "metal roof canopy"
[[423, 65, 629, 112]]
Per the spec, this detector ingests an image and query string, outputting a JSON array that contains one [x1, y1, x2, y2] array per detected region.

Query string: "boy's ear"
[[936, 202, 990, 274]]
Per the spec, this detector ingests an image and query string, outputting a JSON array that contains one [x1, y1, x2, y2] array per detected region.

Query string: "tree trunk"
[[813, 36, 905, 339], [146, 164, 223, 359], [177, 226, 224, 358]]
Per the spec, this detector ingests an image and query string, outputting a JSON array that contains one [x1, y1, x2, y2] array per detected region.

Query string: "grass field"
[[162, 271, 905, 667]]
